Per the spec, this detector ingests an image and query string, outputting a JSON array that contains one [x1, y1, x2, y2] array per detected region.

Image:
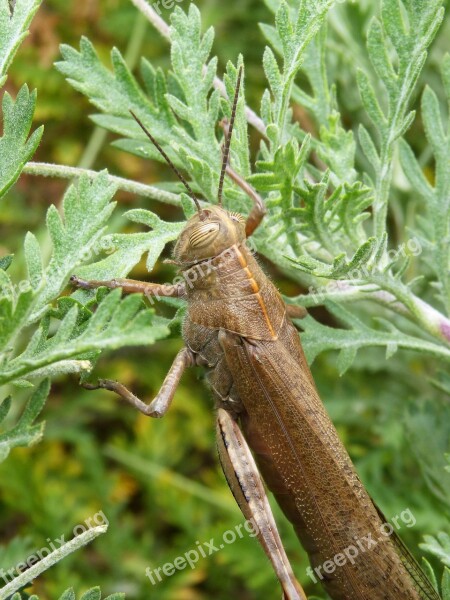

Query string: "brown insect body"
[[74, 71, 440, 600], [176, 206, 432, 600]]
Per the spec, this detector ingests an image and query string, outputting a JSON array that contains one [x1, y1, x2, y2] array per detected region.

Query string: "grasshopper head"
[[173, 205, 246, 266]]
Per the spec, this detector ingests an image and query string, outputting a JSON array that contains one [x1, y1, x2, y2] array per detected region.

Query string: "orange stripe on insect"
[[234, 246, 277, 340]]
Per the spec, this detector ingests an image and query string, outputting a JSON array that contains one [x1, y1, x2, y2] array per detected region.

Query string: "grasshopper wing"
[[219, 328, 436, 600]]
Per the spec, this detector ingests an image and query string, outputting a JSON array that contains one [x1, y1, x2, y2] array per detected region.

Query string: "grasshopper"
[[72, 68, 440, 600]]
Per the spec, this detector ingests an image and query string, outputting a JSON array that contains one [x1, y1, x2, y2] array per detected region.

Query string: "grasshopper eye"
[[229, 211, 245, 223], [189, 222, 220, 248]]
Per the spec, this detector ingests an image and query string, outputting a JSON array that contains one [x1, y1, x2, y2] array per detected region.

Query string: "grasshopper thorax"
[[173, 205, 246, 266]]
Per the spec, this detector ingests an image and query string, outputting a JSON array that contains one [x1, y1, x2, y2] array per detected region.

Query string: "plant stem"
[[0, 525, 107, 600], [23, 161, 183, 206], [291, 279, 450, 346], [373, 275, 450, 345], [129, 0, 170, 39]]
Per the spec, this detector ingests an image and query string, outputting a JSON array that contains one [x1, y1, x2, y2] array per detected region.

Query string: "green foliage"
[[399, 53, 450, 316], [260, 0, 335, 143], [421, 533, 450, 568], [299, 302, 450, 375], [0, 170, 174, 386], [0, 378, 48, 461], [252, 0, 450, 369], [0, 85, 43, 200], [1, 0, 450, 598], [54, 7, 250, 208], [10, 586, 124, 600], [421, 538, 450, 600], [0, 0, 42, 87], [358, 0, 444, 236]]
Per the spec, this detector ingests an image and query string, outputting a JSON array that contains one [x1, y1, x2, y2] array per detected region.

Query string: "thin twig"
[[23, 162, 184, 206], [0, 525, 107, 600]]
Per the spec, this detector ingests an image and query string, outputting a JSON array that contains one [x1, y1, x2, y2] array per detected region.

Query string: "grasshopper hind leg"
[[216, 408, 307, 600]]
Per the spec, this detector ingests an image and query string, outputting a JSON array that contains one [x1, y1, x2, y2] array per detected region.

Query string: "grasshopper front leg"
[[71, 276, 191, 416], [69, 273, 306, 417], [83, 347, 194, 417], [216, 408, 307, 600], [70, 275, 186, 299]]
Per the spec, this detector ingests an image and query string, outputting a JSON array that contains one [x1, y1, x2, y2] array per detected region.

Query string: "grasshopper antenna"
[[129, 110, 202, 215], [217, 65, 243, 207]]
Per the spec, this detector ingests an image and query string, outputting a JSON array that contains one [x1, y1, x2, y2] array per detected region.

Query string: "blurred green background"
[[1, 1, 449, 599]]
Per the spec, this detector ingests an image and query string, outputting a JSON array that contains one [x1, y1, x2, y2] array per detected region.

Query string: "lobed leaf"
[[0, 290, 171, 386], [0, 85, 43, 200], [299, 301, 450, 373], [0, 0, 42, 87], [0, 379, 49, 462]]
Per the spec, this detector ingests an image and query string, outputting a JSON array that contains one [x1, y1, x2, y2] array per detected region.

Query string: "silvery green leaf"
[[358, 124, 380, 173], [1, 290, 171, 386], [420, 534, 450, 568], [0, 0, 42, 87], [0, 85, 43, 199], [0, 379, 48, 462], [24, 231, 43, 289], [29, 171, 117, 321], [299, 302, 450, 371]]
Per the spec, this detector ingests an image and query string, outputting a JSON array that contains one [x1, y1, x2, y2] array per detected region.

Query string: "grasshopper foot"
[[70, 275, 92, 290], [82, 380, 103, 391], [82, 378, 130, 396], [82, 378, 117, 391]]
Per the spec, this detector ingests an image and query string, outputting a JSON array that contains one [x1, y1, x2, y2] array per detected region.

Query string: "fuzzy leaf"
[[399, 57, 450, 315], [359, 124, 380, 174], [0, 379, 49, 462], [11, 588, 125, 600], [24, 231, 43, 289], [420, 533, 450, 568], [0, 287, 34, 353], [75, 209, 183, 280], [360, 0, 444, 242], [0, 290, 171, 386], [420, 558, 439, 594], [80, 588, 101, 600], [0, 85, 43, 199], [0, 254, 13, 271], [55, 11, 248, 209], [0, 0, 42, 87], [357, 69, 386, 132], [299, 302, 450, 372]]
